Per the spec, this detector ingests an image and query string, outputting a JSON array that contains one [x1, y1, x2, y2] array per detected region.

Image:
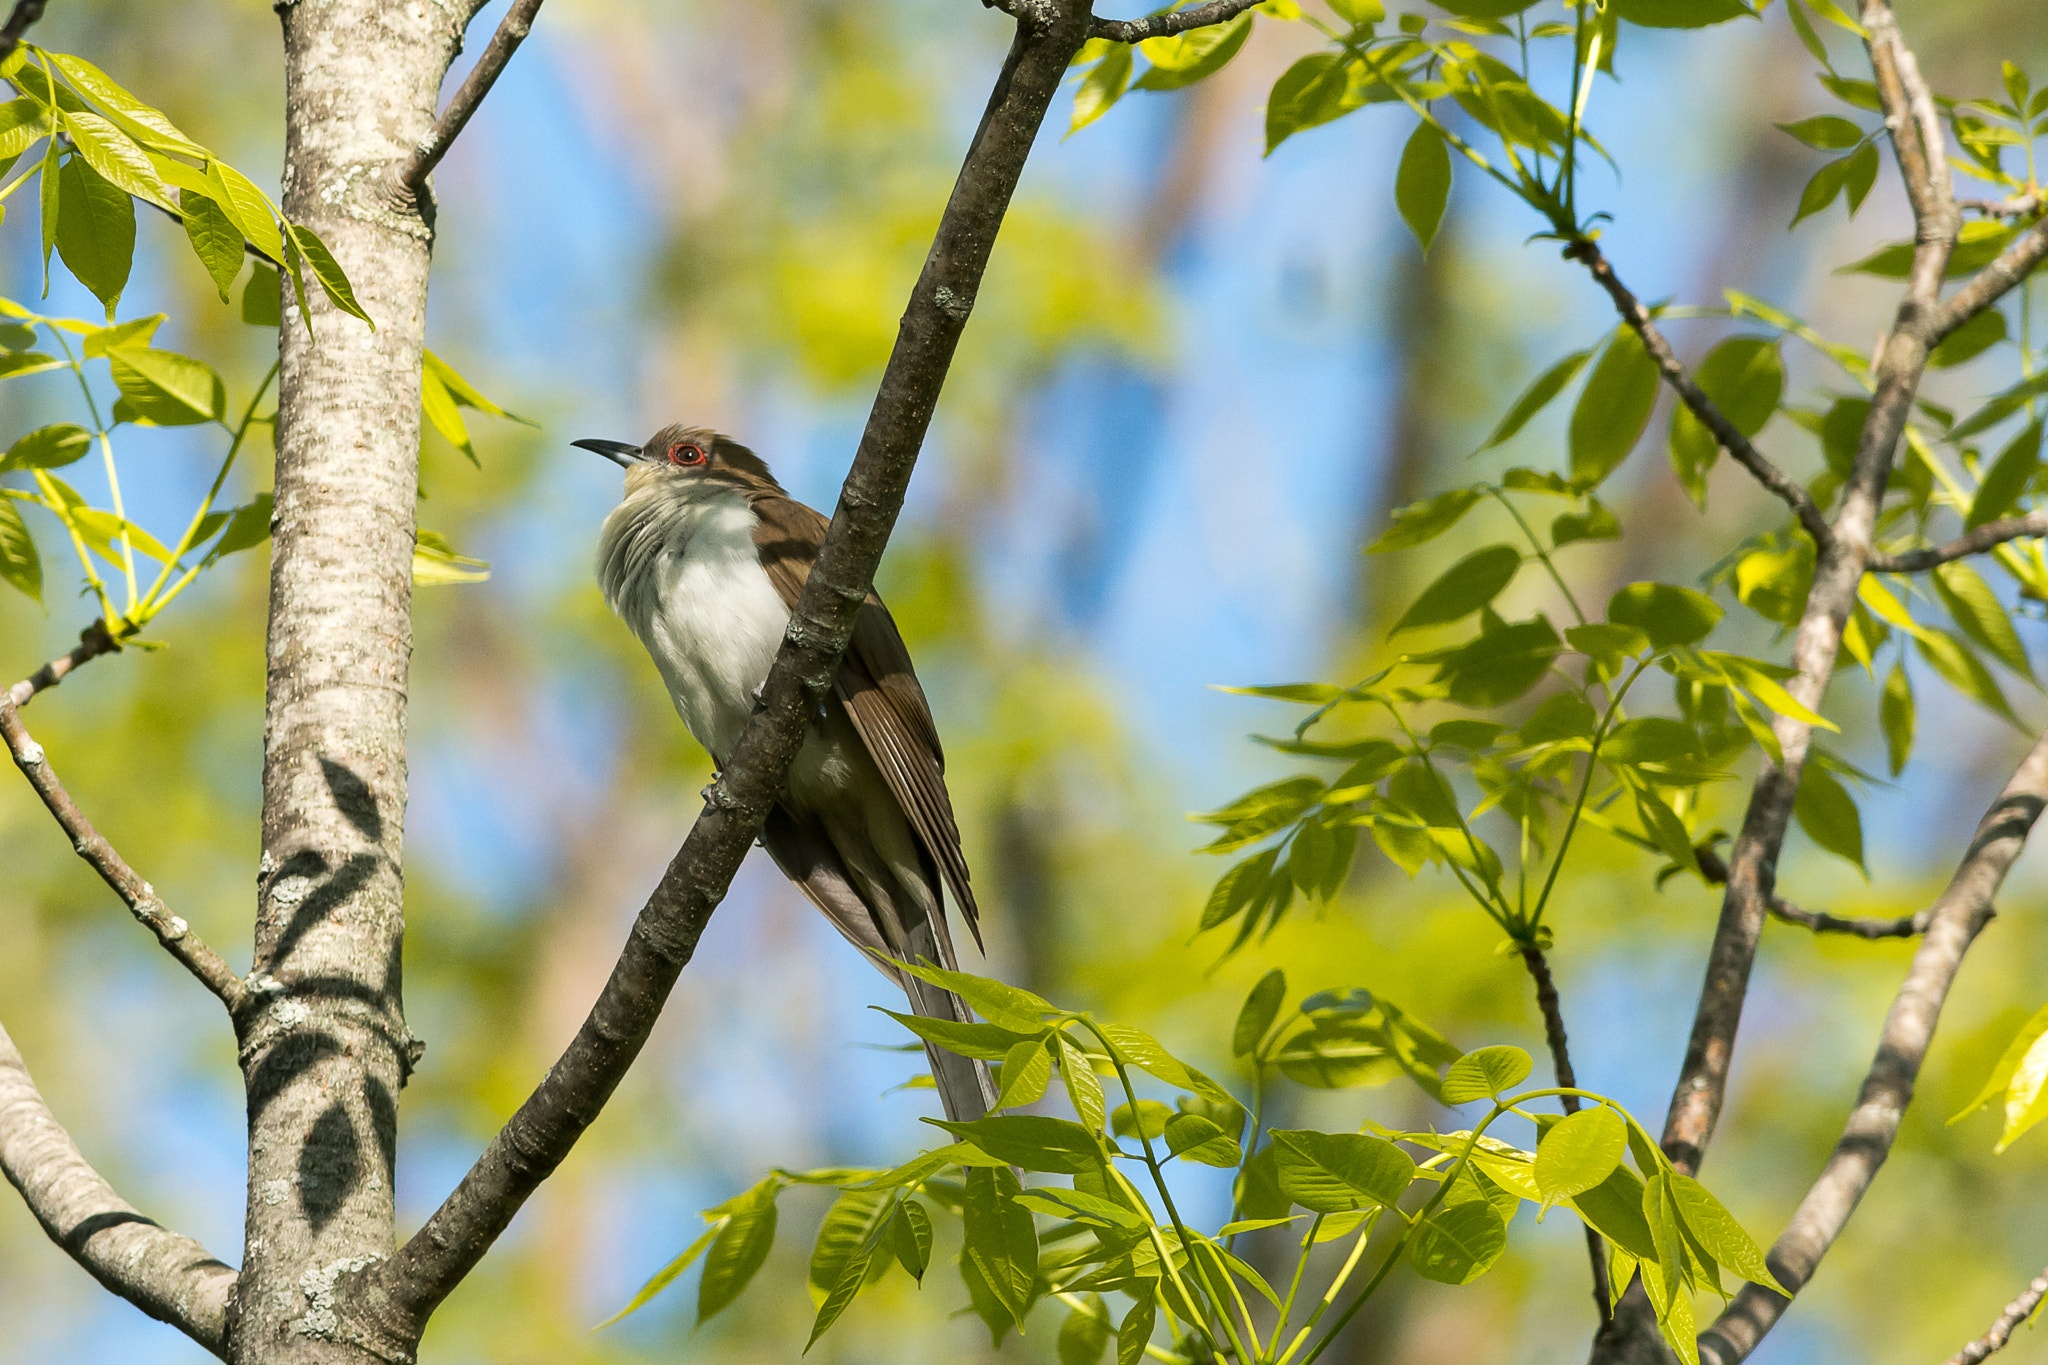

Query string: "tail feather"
[[902, 971, 998, 1122]]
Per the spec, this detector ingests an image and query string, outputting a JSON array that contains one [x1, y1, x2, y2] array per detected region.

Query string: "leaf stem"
[[1526, 654, 1655, 931]]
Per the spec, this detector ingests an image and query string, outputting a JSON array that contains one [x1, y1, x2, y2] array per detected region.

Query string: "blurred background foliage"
[[3, 0, 2048, 1362]]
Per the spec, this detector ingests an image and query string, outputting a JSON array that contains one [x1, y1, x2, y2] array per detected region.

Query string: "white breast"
[[600, 487, 791, 766]]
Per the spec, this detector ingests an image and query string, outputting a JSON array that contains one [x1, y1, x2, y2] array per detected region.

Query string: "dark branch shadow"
[[300, 1101, 363, 1236], [320, 758, 384, 842]]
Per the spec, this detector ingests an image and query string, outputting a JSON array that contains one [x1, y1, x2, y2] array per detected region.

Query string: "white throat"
[[598, 481, 790, 766]]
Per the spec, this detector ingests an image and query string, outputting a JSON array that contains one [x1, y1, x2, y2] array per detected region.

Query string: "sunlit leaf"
[[1, 422, 91, 473], [0, 498, 39, 602], [1392, 543, 1521, 633], [1534, 1105, 1627, 1206], [54, 156, 133, 318], [1394, 121, 1450, 254], [698, 1177, 780, 1324], [1409, 1198, 1507, 1284], [1569, 328, 1660, 486], [1269, 1128, 1416, 1211], [1440, 1045, 1532, 1103], [1793, 765, 1864, 874]]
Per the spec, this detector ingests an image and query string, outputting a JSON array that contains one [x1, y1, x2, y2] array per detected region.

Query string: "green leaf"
[[179, 191, 244, 302], [808, 1187, 891, 1306], [698, 1178, 779, 1323], [1535, 1105, 1628, 1205], [1269, 1129, 1417, 1211], [57, 110, 167, 206], [1164, 1114, 1243, 1166], [1569, 1164, 1659, 1260], [1481, 350, 1593, 450], [1370, 486, 1483, 551], [1841, 139, 1879, 214], [1057, 1032, 1108, 1133], [959, 1248, 1015, 1347], [1931, 307, 2009, 370], [1011, 1185, 1147, 1229], [878, 1010, 1041, 1061], [1667, 1173, 1787, 1293], [1408, 1198, 1508, 1284], [1, 422, 91, 473], [1793, 765, 1864, 873], [962, 1167, 1038, 1326], [928, 1114, 1104, 1174], [1934, 560, 2031, 679], [0, 96, 48, 159], [1096, 1022, 1241, 1111], [282, 220, 372, 328], [1967, 420, 2041, 528], [891, 1198, 933, 1281], [1843, 220, 2015, 281], [894, 960, 1052, 1033], [1916, 626, 2023, 726], [54, 156, 133, 318], [1668, 338, 1783, 501], [1569, 328, 1660, 486], [205, 159, 284, 265], [1234, 969, 1287, 1057], [594, 1221, 721, 1328], [107, 346, 225, 425], [1609, 0, 1752, 25], [1215, 681, 1343, 703], [1433, 618, 1562, 707], [1134, 12, 1253, 90], [1059, 1294, 1113, 1365], [1392, 543, 1521, 633], [1953, 1001, 2048, 1125], [43, 50, 204, 156], [1440, 1045, 1532, 1103], [1264, 52, 1354, 155], [1879, 659, 1913, 777], [1112, 1098, 1174, 1140], [1706, 651, 1837, 730], [805, 1236, 878, 1350], [1072, 45, 1132, 133], [1606, 582, 1722, 649], [1551, 498, 1619, 546], [1117, 1293, 1156, 1365], [1953, 370, 2048, 441], [209, 493, 273, 560], [996, 1037, 1055, 1110], [0, 498, 39, 602], [242, 265, 282, 327], [1776, 115, 1863, 149], [1394, 121, 1450, 255], [1790, 152, 1854, 226], [1434, 0, 1539, 15]]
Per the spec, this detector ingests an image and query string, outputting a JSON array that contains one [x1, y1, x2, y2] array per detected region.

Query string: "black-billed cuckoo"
[[576, 425, 997, 1122]]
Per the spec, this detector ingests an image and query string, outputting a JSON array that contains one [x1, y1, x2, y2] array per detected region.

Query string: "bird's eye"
[[668, 442, 707, 466]]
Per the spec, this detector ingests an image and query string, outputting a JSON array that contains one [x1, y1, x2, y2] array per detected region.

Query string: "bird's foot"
[[700, 770, 722, 803]]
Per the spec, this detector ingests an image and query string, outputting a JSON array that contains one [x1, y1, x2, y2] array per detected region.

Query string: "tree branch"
[[1867, 511, 2048, 572], [1958, 192, 2044, 220], [1561, 241, 1834, 549], [1931, 215, 2048, 345], [384, 0, 545, 206], [1092, 0, 1261, 42], [1942, 1264, 2048, 1365], [0, 0, 47, 66], [1693, 846, 1925, 938], [0, 1016, 237, 1356], [1516, 943, 1613, 1329], [1, 643, 246, 1015], [1696, 728, 2048, 1365], [1646, 0, 1959, 1184], [349, 7, 1097, 1352]]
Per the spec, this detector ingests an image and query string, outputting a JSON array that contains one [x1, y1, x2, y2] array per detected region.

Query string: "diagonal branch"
[[347, 6, 1097, 1354], [385, 0, 546, 205], [1942, 1263, 2048, 1365], [1562, 242, 1834, 549], [2, 638, 245, 1014], [1931, 215, 2048, 345], [1516, 944, 1613, 1329], [1093, 0, 1261, 42], [1868, 510, 2048, 573], [1694, 847, 1925, 938], [1647, 0, 1959, 1184], [0, 1016, 237, 1357], [1697, 728, 2048, 1365]]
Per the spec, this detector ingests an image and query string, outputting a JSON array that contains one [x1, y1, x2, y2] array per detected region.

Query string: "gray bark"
[[233, 1, 462, 1360]]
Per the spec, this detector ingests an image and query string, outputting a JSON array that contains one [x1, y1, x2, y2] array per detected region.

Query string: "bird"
[[576, 424, 998, 1123]]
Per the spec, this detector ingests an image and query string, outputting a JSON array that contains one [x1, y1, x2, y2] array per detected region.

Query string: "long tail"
[[901, 973, 998, 1123]]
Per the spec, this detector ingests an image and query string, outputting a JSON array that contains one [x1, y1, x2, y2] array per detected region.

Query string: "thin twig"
[[1932, 216, 2048, 346], [351, 8, 1096, 1353], [1093, 0, 1261, 42], [1694, 847, 1926, 938], [1562, 241, 1834, 549], [1868, 511, 2048, 572], [0, 1017, 236, 1357], [7, 619, 120, 711], [385, 0, 545, 205], [1516, 943, 1613, 1329], [1697, 728, 2048, 1365], [1, 650, 245, 1013], [0, 0, 47, 66], [1943, 1264, 2048, 1365], [1958, 192, 2044, 219]]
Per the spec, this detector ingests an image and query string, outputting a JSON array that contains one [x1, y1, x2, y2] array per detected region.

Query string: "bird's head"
[[573, 424, 781, 495]]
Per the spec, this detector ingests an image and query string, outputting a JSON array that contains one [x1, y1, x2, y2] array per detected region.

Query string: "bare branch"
[[1694, 846, 1925, 938], [1959, 193, 2044, 220], [1646, 0, 1961, 1185], [0, 0, 47, 66], [1867, 511, 2048, 572], [385, 0, 545, 205], [1, 671, 245, 1014], [0, 1016, 237, 1356], [1093, 0, 1261, 42], [1932, 215, 2048, 345], [1943, 1264, 2048, 1365], [1516, 943, 1613, 1328], [1696, 729, 2048, 1365], [349, 9, 1096, 1351], [1562, 242, 1834, 549], [7, 619, 121, 711]]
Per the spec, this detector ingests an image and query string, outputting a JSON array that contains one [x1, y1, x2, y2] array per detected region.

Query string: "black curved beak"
[[572, 438, 644, 467]]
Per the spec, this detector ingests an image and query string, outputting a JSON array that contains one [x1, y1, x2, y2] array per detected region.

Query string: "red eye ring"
[[668, 442, 707, 466]]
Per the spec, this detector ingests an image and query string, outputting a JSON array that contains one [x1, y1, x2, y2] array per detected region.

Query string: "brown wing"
[[748, 494, 983, 948]]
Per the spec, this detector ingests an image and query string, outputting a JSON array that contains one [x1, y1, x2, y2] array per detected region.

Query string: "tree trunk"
[[232, 2, 456, 1359]]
